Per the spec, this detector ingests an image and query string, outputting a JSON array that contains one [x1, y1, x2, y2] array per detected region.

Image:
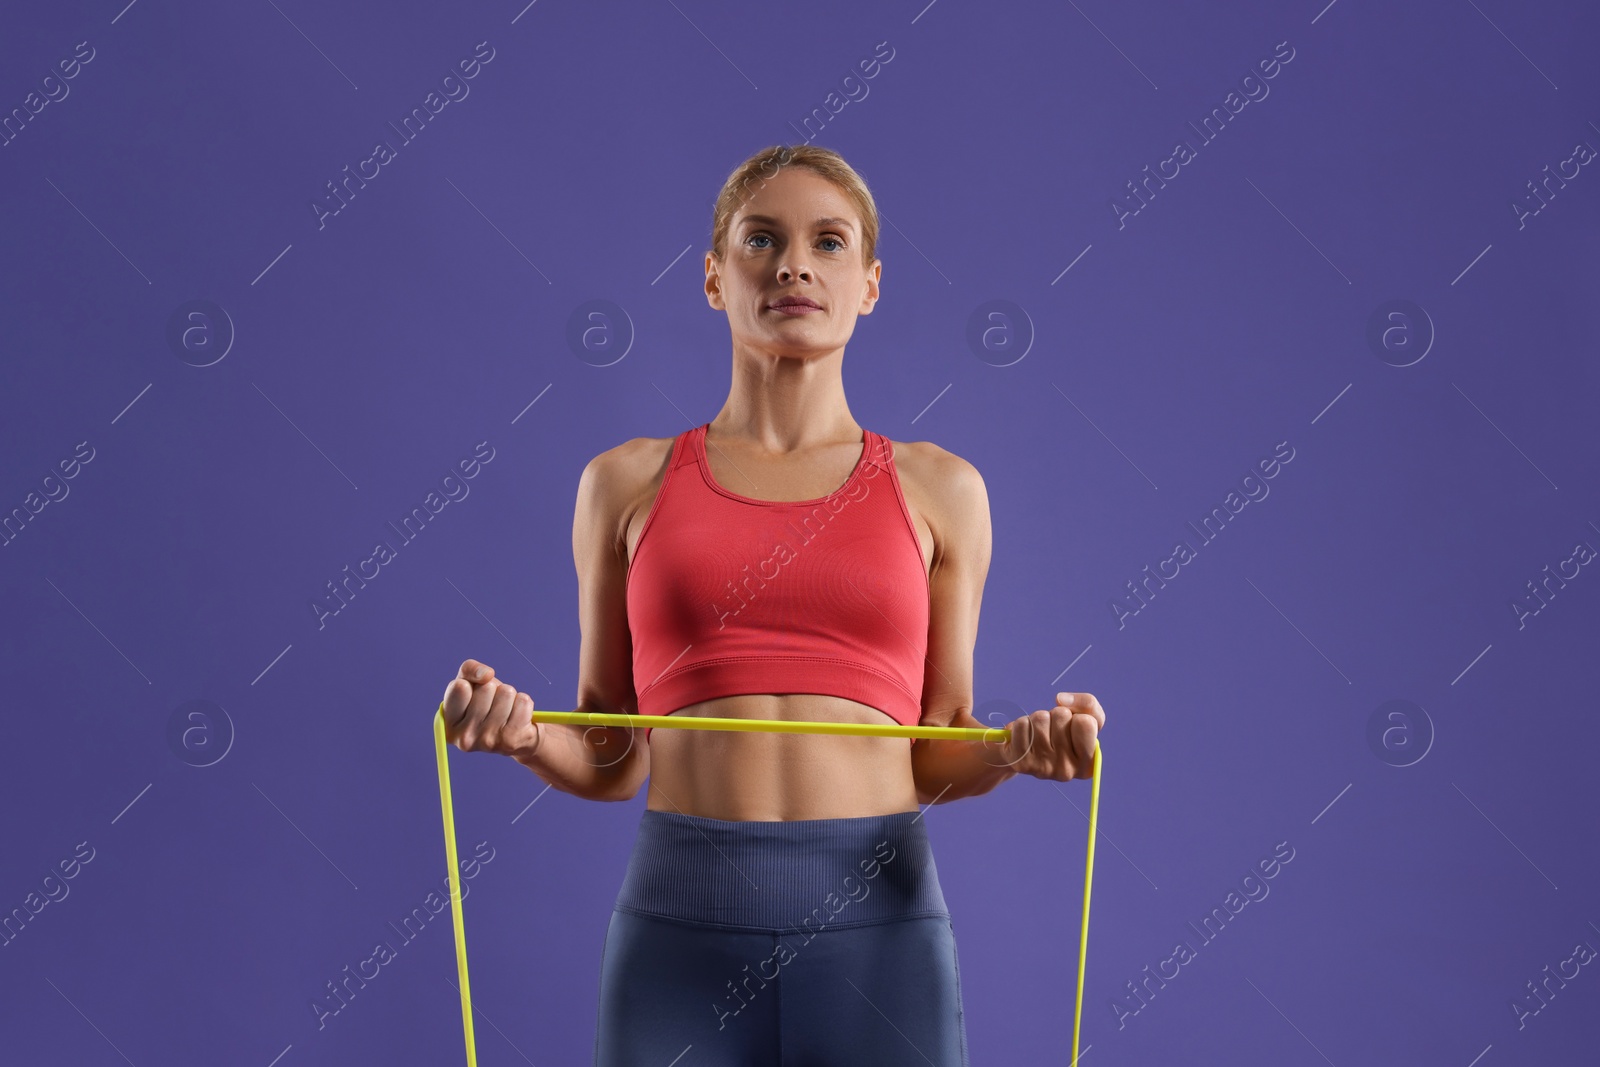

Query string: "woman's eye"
[[746, 233, 845, 252]]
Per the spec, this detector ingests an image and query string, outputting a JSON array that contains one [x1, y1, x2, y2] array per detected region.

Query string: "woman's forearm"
[[513, 721, 648, 802], [910, 734, 1019, 804]]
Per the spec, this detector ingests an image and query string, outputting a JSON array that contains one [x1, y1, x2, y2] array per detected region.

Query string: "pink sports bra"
[[625, 422, 930, 739]]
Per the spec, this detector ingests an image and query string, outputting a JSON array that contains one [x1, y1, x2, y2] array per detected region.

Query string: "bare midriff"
[[643, 693, 922, 821]]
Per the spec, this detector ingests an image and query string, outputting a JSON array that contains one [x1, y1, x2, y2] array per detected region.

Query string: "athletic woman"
[[440, 144, 1106, 1066]]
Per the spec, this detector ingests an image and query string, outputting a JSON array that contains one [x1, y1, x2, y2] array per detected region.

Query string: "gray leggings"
[[593, 809, 971, 1066]]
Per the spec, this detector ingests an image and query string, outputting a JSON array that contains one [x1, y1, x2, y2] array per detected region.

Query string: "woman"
[[440, 144, 1106, 1065]]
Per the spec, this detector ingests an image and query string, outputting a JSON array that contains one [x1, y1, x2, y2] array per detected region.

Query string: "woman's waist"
[[644, 757, 918, 821], [645, 700, 920, 819], [614, 807, 950, 932]]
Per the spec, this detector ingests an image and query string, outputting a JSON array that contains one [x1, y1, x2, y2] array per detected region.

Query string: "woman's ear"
[[705, 252, 728, 310], [858, 258, 882, 315]]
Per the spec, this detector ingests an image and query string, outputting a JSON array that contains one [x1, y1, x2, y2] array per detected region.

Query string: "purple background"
[[3, 1, 1597, 1064]]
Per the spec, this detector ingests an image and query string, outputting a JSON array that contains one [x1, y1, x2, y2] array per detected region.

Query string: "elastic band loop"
[[433, 699, 1101, 1066]]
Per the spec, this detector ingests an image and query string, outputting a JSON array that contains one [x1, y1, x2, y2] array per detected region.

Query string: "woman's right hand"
[[440, 659, 542, 762]]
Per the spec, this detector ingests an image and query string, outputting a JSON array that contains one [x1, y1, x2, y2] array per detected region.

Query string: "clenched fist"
[[996, 692, 1104, 781], [440, 659, 542, 763]]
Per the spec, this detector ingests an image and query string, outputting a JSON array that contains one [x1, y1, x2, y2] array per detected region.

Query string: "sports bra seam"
[[626, 430, 688, 582], [651, 699, 921, 728], [881, 435, 932, 596], [639, 654, 919, 699]]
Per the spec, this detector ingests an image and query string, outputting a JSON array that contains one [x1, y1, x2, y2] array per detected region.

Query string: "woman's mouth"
[[768, 297, 823, 316]]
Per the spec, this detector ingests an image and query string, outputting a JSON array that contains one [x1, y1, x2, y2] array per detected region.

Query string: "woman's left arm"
[[908, 448, 1104, 805]]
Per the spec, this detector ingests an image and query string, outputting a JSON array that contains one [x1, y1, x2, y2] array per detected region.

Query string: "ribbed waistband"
[[614, 809, 950, 933]]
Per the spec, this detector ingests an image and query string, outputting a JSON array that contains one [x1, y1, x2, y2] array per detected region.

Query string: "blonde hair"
[[708, 144, 880, 267]]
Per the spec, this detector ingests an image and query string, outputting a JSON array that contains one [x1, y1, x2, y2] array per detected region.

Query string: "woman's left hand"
[[999, 692, 1105, 781]]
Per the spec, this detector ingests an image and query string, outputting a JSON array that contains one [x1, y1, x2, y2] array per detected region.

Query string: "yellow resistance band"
[[432, 701, 1103, 1066]]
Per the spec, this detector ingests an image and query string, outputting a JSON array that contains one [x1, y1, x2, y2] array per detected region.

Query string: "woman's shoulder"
[[593, 432, 679, 476], [575, 433, 681, 542], [582, 433, 680, 502], [877, 435, 988, 551], [880, 435, 985, 500]]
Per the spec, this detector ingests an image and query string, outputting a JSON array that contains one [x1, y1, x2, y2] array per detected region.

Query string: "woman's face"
[[706, 167, 881, 360]]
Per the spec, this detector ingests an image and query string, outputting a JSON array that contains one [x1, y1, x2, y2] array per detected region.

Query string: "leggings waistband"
[[614, 809, 950, 933]]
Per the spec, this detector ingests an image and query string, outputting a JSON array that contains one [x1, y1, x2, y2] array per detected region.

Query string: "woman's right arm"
[[441, 444, 651, 802]]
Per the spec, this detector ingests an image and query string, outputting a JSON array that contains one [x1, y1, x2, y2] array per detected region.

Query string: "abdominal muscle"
[[643, 693, 922, 821]]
